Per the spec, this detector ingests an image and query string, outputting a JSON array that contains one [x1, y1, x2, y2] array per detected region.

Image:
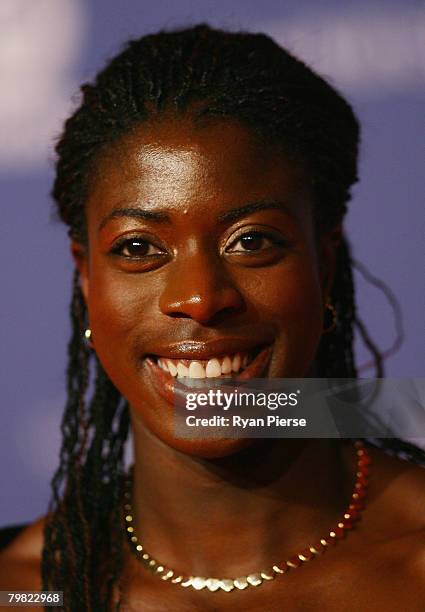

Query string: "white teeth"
[[156, 351, 253, 378], [158, 359, 168, 372], [206, 358, 222, 377], [232, 353, 241, 373], [188, 361, 205, 378], [167, 360, 177, 377], [221, 356, 232, 374], [177, 363, 189, 378]]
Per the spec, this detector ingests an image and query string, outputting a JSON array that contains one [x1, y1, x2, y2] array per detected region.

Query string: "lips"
[[144, 343, 272, 407]]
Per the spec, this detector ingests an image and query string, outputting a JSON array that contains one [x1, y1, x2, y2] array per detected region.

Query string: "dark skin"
[[1, 118, 424, 611]]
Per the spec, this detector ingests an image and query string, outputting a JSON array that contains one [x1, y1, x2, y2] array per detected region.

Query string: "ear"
[[317, 225, 341, 303], [71, 241, 90, 305]]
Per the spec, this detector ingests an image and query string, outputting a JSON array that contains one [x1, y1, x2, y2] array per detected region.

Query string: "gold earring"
[[84, 328, 94, 348], [323, 300, 337, 334]]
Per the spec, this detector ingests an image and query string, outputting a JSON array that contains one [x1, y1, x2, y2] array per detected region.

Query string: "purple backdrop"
[[1, 0, 423, 525]]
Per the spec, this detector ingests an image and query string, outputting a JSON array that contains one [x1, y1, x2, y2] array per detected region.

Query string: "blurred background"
[[1, 0, 424, 525]]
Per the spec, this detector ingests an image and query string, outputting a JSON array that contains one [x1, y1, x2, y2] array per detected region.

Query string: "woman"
[[1, 24, 424, 611]]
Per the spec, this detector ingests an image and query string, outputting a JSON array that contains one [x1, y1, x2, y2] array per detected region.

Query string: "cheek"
[[86, 268, 151, 382], [248, 258, 323, 373]]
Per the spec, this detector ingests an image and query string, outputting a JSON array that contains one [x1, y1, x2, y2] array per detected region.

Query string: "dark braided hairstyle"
[[43, 24, 424, 610]]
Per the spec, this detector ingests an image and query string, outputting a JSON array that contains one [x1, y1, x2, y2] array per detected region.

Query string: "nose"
[[159, 248, 244, 325]]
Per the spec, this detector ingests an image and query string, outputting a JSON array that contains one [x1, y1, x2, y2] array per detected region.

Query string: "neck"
[[128, 413, 355, 576]]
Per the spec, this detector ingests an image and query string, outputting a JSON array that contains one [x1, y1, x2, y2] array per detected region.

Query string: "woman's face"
[[72, 117, 336, 457]]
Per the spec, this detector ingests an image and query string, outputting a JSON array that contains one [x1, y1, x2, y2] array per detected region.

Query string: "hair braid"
[[42, 272, 129, 609], [317, 237, 357, 378]]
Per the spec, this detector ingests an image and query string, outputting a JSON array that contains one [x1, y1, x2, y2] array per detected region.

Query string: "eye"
[[226, 230, 286, 253], [110, 236, 166, 259]]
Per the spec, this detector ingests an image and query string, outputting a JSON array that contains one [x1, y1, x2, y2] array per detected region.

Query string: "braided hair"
[[43, 24, 424, 610]]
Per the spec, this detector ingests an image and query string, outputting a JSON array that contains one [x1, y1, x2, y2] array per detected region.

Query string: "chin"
[[130, 403, 256, 459], [157, 431, 256, 459]]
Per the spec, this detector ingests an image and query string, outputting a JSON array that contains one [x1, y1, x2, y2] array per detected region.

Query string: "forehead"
[[86, 116, 309, 219]]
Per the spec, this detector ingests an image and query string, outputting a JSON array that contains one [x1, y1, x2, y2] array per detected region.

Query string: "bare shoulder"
[[367, 444, 425, 521], [365, 445, 425, 584], [0, 516, 46, 590]]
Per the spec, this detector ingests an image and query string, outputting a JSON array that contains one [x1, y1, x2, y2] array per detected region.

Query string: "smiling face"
[[72, 116, 336, 457]]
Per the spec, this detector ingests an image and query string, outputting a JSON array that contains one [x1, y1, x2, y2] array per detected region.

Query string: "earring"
[[323, 300, 337, 334], [84, 328, 94, 348]]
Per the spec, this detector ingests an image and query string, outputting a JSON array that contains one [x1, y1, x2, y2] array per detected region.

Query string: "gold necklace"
[[123, 441, 370, 592]]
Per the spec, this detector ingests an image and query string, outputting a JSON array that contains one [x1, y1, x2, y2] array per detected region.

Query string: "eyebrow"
[[98, 200, 291, 232], [217, 201, 291, 222], [98, 208, 171, 232]]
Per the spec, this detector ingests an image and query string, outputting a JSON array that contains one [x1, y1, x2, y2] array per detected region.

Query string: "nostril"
[[161, 297, 245, 325], [206, 305, 245, 325]]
